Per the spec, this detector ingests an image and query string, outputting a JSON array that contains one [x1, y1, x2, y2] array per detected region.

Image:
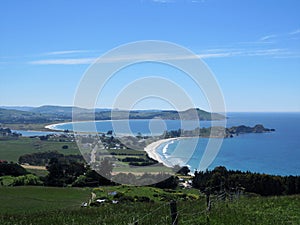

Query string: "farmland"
[[0, 186, 299, 225]]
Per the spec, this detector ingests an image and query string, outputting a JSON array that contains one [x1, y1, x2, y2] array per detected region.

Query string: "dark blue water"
[[51, 119, 204, 135], [50, 113, 300, 175], [157, 113, 300, 176]]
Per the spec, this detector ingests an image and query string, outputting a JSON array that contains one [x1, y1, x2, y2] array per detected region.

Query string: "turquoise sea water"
[[49, 112, 300, 175]]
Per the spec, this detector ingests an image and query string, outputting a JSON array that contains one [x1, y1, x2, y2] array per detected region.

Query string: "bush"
[[135, 196, 151, 202], [118, 195, 134, 202], [72, 175, 87, 187], [12, 174, 43, 186], [0, 162, 28, 176]]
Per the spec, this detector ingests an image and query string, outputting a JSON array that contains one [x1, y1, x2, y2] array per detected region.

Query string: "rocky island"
[[161, 124, 275, 139]]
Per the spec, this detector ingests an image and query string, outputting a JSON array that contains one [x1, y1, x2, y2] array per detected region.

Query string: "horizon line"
[[0, 105, 299, 113]]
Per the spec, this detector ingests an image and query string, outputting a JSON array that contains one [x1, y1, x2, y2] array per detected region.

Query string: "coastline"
[[44, 122, 72, 131], [144, 137, 186, 168]]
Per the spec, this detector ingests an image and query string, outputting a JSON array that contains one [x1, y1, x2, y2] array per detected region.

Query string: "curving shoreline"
[[144, 137, 183, 168], [45, 122, 72, 131]]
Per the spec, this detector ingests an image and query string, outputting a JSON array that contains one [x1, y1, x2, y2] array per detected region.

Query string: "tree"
[[0, 162, 28, 176], [98, 158, 113, 180], [178, 166, 190, 176], [45, 157, 86, 187], [173, 165, 190, 176], [172, 165, 181, 173]]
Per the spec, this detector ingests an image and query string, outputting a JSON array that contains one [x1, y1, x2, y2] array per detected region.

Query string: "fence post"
[[205, 188, 211, 211], [170, 200, 178, 225]]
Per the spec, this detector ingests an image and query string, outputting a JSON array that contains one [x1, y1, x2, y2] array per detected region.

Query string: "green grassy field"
[[0, 186, 299, 225], [0, 137, 80, 162], [0, 136, 173, 176], [2, 122, 70, 131], [0, 186, 91, 214]]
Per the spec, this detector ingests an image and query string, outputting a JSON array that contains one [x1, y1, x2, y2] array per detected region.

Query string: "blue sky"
[[1, 0, 300, 112]]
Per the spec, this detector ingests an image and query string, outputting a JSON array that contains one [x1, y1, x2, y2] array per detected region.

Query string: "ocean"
[[38, 112, 300, 176], [156, 113, 300, 176]]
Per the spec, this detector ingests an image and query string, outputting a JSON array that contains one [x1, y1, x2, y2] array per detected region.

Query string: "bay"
[[47, 112, 300, 175], [157, 113, 300, 176]]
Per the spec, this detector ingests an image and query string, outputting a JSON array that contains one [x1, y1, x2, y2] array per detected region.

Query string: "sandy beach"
[[144, 137, 183, 167], [45, 122, 71, 131]]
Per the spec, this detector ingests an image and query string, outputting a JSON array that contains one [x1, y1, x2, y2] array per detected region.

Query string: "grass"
[[0, 137, 80, 162], [2, 122, 71, 131], [91, 186, 200, 202], [0, 186, 91, 214], [3, 123, 58, 131], [113, 165, 173, 173], [25, 168, 49, 177], [0, 186, 299, 224]]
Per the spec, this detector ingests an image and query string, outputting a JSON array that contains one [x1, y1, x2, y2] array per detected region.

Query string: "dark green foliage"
[[39, 135, 49, 141], [134, 196, 151, 202], [173, 165, 191, 175], [193, 166, 300, 196], [45, 157, 86, 187], [18, 151, 84, 166], [74, 168, 113, 187], [152, 174, 179, 189], [129, 162, 157, 166], [72, 160, 114, 187], [178, 166, 191, 176], [97, 158, 113, 180], [0, 162, 28, 176], [112, 173, 137, 185], [161, 124, 274, 138], [227, 124, 275, 134], [121, 157, 146, 162]]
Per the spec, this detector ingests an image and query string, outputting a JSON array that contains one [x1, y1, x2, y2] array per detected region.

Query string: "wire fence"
[[124, 184, 244, 225]]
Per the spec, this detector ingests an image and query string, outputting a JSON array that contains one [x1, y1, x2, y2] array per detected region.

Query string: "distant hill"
[[0, 106, 35, 111], [31, 105, 88, 115], [0, 105, 225, 124], [0, 108, 52, 124]]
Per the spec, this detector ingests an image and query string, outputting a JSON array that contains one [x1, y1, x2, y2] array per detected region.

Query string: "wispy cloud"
[[150, 0, 204, 3], [151, 0, 174, 3], [29, 47, 298, 65], [289, 29, 300, 35], [29, 58, 96, 65], [259, 34, 277, 41], [44, 50, 92, 56], [199, 48, 295, 58]]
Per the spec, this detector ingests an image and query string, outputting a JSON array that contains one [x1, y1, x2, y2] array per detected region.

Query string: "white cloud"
[[260, 34, 277, 41], [152, 0, 174, 3], [29, 58, 96, 65], [29, 52, 233, 65], [289, 29, 300, 35], [44, 50, 92, 56], [199, 48, 298, 58], [197, 52, 235, 58], [29, 47, 298, 65], [150, 0, 204, 3]]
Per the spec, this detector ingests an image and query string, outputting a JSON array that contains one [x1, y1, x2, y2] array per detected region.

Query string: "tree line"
[[192, 166, 300, 196]]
